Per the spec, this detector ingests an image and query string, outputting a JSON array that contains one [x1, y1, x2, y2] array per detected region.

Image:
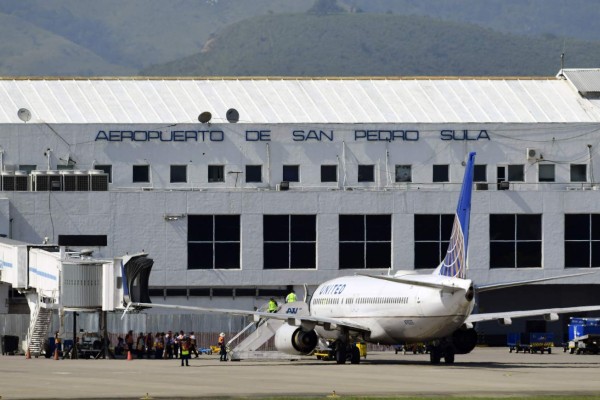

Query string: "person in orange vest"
[[218, 332, 227, 361]]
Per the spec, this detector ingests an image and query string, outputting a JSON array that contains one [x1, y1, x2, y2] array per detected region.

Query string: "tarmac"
[[1, 347, 600, 399]]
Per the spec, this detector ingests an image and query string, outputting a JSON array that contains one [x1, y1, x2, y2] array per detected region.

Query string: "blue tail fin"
[[434, 152, 476, 279]]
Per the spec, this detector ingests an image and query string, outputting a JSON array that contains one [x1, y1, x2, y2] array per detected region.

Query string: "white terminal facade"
[[1, 70, 600, 339]]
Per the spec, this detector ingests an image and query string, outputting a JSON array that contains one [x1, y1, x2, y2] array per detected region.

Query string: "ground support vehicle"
[[314, 342, 366, 361], [77, 333, 102, 359], [565, 317, 600, 354], [508, 332, 553, 354]]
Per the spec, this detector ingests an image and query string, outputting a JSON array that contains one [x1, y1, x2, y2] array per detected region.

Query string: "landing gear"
[[332, 339, 361, 364], [428, 342, 455, 365]]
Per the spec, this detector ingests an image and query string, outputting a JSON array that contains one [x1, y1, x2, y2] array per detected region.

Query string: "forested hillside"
[[141, 13, 600, 77]]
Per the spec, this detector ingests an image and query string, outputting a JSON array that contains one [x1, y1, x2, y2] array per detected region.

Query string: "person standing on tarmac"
[[189, 332, 198, 358], [286, 289, 297, 303], [268, 297, 278, 313], [218, 332, 227, 361], [180, 335, 191, 367]]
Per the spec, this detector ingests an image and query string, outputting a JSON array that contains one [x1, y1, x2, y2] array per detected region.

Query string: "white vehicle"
[[130, 152, 600, 364]]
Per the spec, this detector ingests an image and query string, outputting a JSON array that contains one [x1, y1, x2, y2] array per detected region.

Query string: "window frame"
[[395, 165, 412, 183], [263, 215, 316, 269], [245, 165, 262, 183], [132, 165, 150, 183], [170, 165, 187, 183], [282, 165, 300, 182], [358, 164, 374, 182], [538, 164, 555, 183], [208, 165, 225, 183], [489, 214, 542, 268], [570, 164, 587, 182], [564, 214, 600, 268], [339, 214, 391, 269], [414, 214, 454, 269], [320, 165, 337, 183], [432, 165, 449, 183], [188, 215, 241, 270]]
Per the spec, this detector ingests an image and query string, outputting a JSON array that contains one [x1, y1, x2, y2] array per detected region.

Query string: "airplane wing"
[[357, 274, 469, 291], [475, 271, 596, 292], [466, 305, 600, 324], [130, 301, 371, 334]]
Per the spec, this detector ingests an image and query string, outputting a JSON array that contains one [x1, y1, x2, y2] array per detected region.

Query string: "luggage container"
[[565, 317, 600, 354], [1, 335, 19, 355]]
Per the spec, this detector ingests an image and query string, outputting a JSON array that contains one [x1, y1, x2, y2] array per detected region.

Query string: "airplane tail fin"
[[433, 152, 476, 279]]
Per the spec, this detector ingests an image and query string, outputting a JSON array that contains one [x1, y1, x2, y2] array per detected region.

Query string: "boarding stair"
[[26, 294, 55, 357], [228, 304, 297, 361]]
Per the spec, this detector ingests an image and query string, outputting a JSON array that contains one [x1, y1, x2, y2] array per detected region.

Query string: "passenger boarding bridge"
[[0, 237, 152, 355]]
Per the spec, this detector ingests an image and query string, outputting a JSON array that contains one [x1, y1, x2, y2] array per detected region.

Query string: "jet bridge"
[[0, 237, 153, 355]]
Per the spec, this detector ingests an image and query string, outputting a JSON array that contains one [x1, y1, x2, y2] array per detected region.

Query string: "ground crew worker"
[[286, 289, 297, 303], [268, 297, 278, 313], [180, 336, 190, 367], [218, 333, 227, 361]]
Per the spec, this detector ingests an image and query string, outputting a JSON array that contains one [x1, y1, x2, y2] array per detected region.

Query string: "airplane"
[[128, 151, 600, 365]]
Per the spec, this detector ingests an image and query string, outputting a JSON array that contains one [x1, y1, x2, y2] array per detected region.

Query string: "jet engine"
[[451, 327, 478, 354], [274, 323, 319, 355]]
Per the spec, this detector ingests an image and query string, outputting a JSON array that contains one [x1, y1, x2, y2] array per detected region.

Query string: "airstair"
[[228, 305, 298, 361], [26, 299, 54, 357]]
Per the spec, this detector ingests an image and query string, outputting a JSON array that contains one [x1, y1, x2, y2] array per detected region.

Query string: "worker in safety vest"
[[268, 298, 278, 313], [286, 289, 297, 303], [180, 336, 190, 366]]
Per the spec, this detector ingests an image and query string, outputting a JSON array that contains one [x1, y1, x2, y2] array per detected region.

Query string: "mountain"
[[0, 13, 133, 76], [0, 0, 314, 75], [140, 13, 600, 77], [1, 0, 599, 76]]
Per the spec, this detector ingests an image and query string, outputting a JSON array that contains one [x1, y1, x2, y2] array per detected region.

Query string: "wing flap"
[[476, 271, 596, 292], [467, 305, 600, 323]]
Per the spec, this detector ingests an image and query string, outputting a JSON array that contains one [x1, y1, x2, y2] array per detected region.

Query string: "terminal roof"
[[1, 72, 600, 124]]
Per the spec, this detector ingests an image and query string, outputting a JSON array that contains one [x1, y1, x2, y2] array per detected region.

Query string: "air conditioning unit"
[[475, 183, 488, 191], [276, 181, 290, 191], [526, 148, 538, 160]]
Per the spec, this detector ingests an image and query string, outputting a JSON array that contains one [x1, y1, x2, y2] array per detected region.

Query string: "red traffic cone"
[[25, 348, 31, 359], [53, 348, 59, 360], [127, 350, 133, 361]]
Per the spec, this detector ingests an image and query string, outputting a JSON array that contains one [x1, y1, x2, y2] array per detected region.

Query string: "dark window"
[[538, 164, 555, 182], [570, 164, 587, 182], [18, 165, 37, 174], [395, 165, 411, 182], [133, 165, 149, 183], [339, 215, 391, 269], [507, 165, 524, 181], [283, 165, 299, 182], [490, 214, 542, 268], [358, 165, 374, 182], [264, 215, 316, 269], [188, 215, 240, 269], [473, 165, 486, 182], [208, 165, 224, 182], [246, 165, 262, 183], [432, 165, 449, 183], [170, 165, 187, 183], [321, 165, 337, 182], [565, 214, 600, 268], [414, 215, 453, 269], [94, 165, 112, 183], [58, 235, 107, 247]]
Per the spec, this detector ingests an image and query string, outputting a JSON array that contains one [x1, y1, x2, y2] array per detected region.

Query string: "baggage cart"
[[507, 332, 529, 353], [528, 332, 553, 354]]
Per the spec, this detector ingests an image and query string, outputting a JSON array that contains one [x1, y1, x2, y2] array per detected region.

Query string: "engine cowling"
[[451, 327, 478, 354], [274, 323, 319, 355]]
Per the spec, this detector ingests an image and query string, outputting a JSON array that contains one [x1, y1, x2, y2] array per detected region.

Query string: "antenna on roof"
[[198, 111, 212, 124], [226, 108, 239, 123], [558, 53, 565, 77], [17, 108, 31, 123]]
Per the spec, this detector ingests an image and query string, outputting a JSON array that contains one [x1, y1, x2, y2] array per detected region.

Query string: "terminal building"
[[1, 69, 600, 342]]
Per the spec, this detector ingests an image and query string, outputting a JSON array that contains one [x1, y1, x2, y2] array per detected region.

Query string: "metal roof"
[[1, 76, 600, 124], [560, 68, 600, 95]]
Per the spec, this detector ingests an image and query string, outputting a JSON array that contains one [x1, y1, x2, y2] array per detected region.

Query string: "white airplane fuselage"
[[310, 274, 475, 344]]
